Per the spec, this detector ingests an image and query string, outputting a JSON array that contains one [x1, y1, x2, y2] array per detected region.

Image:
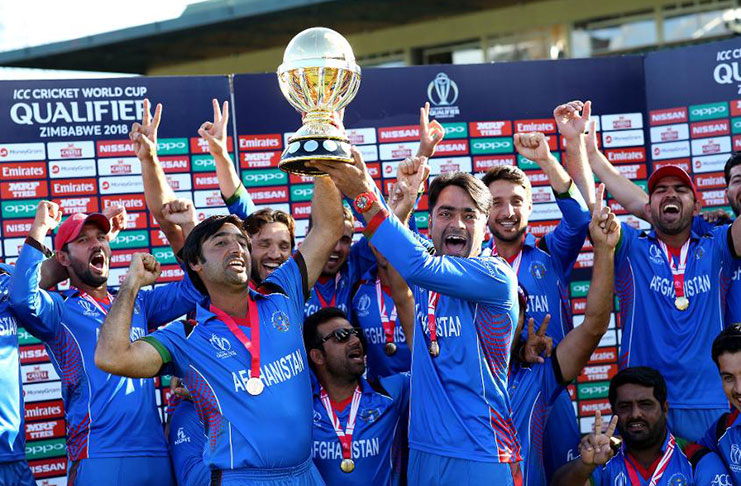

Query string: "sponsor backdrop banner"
[[0, 38, 734, 483], [0, 76, 230, 483]]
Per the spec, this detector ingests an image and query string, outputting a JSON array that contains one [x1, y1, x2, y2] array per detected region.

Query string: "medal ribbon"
[[210, 297, 261, 381], [76, 288, 114, 316], [491, 243, 523, 275], [319, 386, 362, 461], [316, 273, 341, 308], [427, 291, 440, 346], [624, 434, 676, 486], [375, 278, 397, 345], [657, 240, 690, 300]]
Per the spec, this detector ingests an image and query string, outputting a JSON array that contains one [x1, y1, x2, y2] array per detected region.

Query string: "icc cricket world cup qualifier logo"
[[428, 73, 459, 106]]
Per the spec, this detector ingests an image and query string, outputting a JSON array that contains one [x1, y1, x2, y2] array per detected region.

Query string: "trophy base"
[[279, 136, 353, 177]]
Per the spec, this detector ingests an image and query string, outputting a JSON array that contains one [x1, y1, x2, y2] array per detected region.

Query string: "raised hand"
[[702, 208, 732, 224], [514, 132, 551, 164], [589, 183, 620, 249], [397, 155, 430, 196], [103, 204, 128, 242], [126, 253, 162, 288], [130, 98, 162, 163], [32, 200, 63, 235], [418, 102, 444, 158], [198, 99, 230, 158], [579, 410, 619, 466], [554, 100, 591, 139], [585, 120, 599, 154], [162, 199, 197, 229], [521, 315, 553, 364]]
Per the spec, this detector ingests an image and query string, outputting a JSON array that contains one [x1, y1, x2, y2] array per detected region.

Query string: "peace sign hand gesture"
[[130, 98, 162, 163], [198, 99, 230, 158], [579, 410, 619, 466]]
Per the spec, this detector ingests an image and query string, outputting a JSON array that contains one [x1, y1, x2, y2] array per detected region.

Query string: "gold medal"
[[340, 458, 355, 473], [384, 342, 397, 356], [429, 341, 440, 357], [675, 296, 689, 311], [246, 377, 264, 396]]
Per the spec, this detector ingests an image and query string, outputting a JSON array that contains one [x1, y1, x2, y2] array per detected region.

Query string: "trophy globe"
[[277, 27, 361, 176]]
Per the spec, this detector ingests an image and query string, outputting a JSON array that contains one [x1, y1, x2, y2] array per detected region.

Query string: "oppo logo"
[[158, 141, 186, 151], [243, 172, 284, 183], [691, 106, 725, 116], [293, 188, 313, 197], [193, 158, 213, 167], [117, 234, 146, 244], [474, 141, 511, 149], [445, 125, 465, 133], [6, 203, 36, 214]]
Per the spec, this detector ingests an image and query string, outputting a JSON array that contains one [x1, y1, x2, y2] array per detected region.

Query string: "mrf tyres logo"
[[426, 72, 460, 119]]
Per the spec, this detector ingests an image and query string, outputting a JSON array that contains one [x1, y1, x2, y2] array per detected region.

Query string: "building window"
[[571, 10, 658, 57], [663, 1, 738, 43]]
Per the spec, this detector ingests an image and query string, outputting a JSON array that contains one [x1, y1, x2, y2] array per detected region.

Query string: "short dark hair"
[[724, 152, 741, 185], [244, 208, 296, 249], [481, 165, 532, 199], [608, 367, 667, 409], [180, 214, 250, 294], [308, 205, 354, 232], [303, 307, 349, 351], [712, 324, 741, 366], [428, 172, 492, 215]]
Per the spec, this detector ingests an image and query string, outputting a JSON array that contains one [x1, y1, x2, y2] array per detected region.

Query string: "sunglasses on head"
[[319, 327, 361, 345]]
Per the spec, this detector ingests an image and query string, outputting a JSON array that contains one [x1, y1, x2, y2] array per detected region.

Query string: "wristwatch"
[[353, 192, 378, 214]]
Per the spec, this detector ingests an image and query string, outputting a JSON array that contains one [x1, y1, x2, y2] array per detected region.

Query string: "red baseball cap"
[[55, 213, 111, 251], [647, 165, 697, 197]]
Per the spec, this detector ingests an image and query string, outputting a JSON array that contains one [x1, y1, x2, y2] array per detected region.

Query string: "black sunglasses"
[[319, 327, 361, 344]]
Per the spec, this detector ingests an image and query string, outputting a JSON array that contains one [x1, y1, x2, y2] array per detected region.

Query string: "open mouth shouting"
[[89, 251, 107, 276], [443, 233, 469, 256]]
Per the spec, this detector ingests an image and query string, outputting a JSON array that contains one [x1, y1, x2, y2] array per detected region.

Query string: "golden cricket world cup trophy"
[[277, 27, 362, 176]]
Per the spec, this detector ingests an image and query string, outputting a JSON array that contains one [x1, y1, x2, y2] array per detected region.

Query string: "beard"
[[68, 257, 108, 288], [619, 415, 667, 450]]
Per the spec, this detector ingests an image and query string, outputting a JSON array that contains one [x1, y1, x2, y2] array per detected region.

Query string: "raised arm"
[[199, 99, 257, 219], [95, 253, 166, 378], [554, 100, 596, 210], [9, 201, 65, 340], [131, 99, 184, 251], [389, 156, 430, 224], [373, 246, 415, 350], [297, 177, 345, 289], [555, 184, 618, 381], [415, 102, 444, 159], [586, 120, 651, 221], [161, 198, 198, 243]]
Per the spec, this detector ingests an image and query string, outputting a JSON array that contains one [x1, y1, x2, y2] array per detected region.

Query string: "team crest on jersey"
[[271, 311, 290, 332], [649, 244, 664, 265], [78, 299, 98, 317], [359, 408, 381, 423], [613, 472, 627, 486], [667, 473, 688, 486], [529, 262, 547, 279], [210, 334, 236, 359], [356, 294, 371, 317]]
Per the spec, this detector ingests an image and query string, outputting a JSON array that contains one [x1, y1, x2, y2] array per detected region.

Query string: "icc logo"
[[649, 244, 664, 264], [78, 299, 98, 317], [614, 472, 627, 486], [210, 334, 231, 352], [427, 73, 459, 106], [731, 443, 741, 465], [356, 294, 371, 315]]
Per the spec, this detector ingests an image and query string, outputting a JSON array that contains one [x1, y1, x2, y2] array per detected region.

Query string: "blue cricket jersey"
[[142, 255, 314, 471], [369, 212, 521, 463], [168, 396, 210, 486], [223, 183, 257, 220], [304, 239, 375, 320], [0, 265, 25, 463], [693, 215, 741, 325], [8, 241, 204, 461], [351, 271, 411, 380], [487, 182, 590, 343], [615, 223, 736, 409], [509, 354, 568, 486], [591, 433, 728, 485], [699, 409, 741, 484], [311, 374, 410, 486]]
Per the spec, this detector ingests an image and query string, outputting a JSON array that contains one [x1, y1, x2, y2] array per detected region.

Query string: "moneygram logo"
[[471, 138, 513, 155], [427, 73, 460, 118], [242, 170, 287, 187], [0, 143, 45, 161], [157, 138, 188, 155], [111, 231, 149, 250], [689, 102, 728, 122]]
